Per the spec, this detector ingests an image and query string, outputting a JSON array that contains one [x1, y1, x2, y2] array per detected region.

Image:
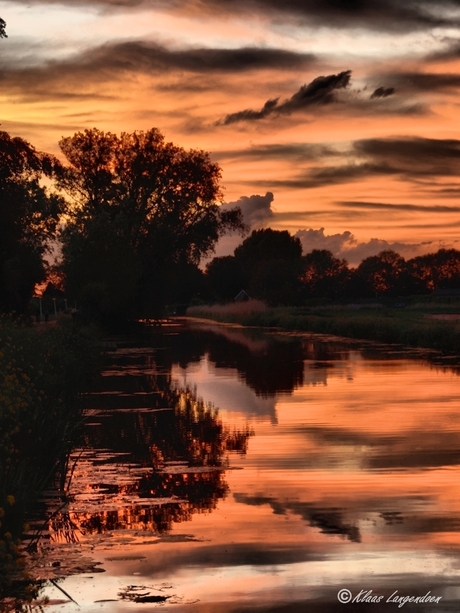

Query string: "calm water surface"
[[38, 321, 460, 612]]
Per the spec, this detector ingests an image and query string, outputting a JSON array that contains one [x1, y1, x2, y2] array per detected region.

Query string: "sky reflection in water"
[[42, 322, 460, 612]]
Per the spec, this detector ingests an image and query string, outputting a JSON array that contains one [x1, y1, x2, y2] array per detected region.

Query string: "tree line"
[[205, 230, 460, 305], [2, 127, 460, 323]]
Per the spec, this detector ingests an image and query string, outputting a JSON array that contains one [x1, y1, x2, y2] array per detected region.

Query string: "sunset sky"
[[3, 0, 460, 263]]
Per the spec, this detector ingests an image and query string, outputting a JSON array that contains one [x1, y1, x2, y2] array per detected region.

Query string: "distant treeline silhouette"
[[204, 229, 460, 306], [1, 127, 459, 322]]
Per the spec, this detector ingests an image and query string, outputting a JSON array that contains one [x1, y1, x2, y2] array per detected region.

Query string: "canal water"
[[33, 320, 460, 612]]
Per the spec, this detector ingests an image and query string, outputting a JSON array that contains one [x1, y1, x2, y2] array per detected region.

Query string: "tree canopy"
[[215, 228, 304, 305], [0, 19, 6, 39], [302, 249, 350, 301], [59, 128, 245, 319], [352, 250, 408, 297], [0, 131, 63, 314], [407, 249, 460, 292]]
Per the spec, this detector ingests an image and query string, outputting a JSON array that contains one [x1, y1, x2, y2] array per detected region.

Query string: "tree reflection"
[[78, 470, 228, 535], [164, 326, 306, 396], [53, 346, 253, 537]]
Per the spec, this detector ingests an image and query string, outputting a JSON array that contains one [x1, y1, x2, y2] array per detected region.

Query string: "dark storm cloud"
[[5, 0, 460, 34], [0, 41, 315, 101], [219, 70, 351, 125]]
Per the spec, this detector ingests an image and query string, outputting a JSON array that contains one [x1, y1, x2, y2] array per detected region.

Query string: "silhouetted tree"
[[351, 250, 407, 297], [205, 255, 244, 302], [167, 260, 206, 309], [0, 19, 6, 39], [0, 131, 63, 314], [407, 248, 460, 293], [233, 228, 303, 305], [59, 128, 245, 319], [234, 228, 302, 263], [302, 249, 350, 301]]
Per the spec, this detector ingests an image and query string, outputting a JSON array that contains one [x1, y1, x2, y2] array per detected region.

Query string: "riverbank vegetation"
[[0, 316, 101, 605], [187, 298, 460, 356]]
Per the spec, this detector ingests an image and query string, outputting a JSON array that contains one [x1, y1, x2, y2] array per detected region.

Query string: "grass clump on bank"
[[187, 300, 460, 354], [0, 316, 101, 605]]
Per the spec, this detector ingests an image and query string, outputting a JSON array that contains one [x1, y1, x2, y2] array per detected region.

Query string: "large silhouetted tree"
[[59, 128, 244, 319], [0, 131, 63, 314], [0, 19, 6, 38]]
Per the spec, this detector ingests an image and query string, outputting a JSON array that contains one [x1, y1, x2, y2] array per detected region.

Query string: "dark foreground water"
[[30, 320, 460, 612]]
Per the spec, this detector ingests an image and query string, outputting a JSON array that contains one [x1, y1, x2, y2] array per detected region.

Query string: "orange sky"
[[2, 0, 460, 263]]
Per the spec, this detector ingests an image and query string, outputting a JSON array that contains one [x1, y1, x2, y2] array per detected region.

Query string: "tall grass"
[[187, 299, 266, 320], [187, 304, 460, 354], [0, 316, 102, 604]]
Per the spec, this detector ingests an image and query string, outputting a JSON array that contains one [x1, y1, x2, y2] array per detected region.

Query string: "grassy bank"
[[0, 316, 101, 605], [187, 299, 460, 355]]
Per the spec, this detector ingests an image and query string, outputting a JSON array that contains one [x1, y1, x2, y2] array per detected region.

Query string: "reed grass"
[[187, 302, 460, 354], [0, 315, 102, 604]]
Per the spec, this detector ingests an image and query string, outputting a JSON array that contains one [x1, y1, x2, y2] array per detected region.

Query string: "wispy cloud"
[[0, 40, 315, 75], [0, 40, 316, 102], [370, 86, 395, 98], [218, 70, 351, 125], [253, 136, 460, 190], [336, 200, 460, 213], [382, 71, 460, 93], [354, 136, 460, 176], [213, 143, 336, 163]]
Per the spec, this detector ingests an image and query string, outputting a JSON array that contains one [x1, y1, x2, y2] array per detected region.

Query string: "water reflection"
[[33, 322, 460, 612], [166, 324, 306, 396], [49, 338, 253, 542]]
